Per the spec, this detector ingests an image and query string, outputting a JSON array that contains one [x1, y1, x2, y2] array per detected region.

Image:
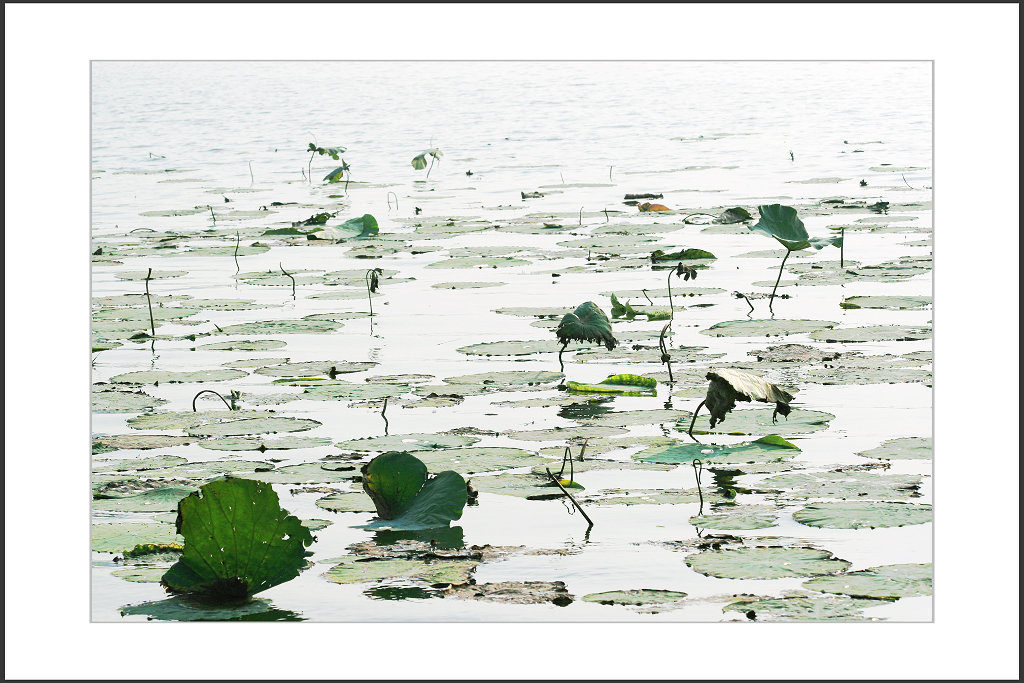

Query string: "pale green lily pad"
[[111, 566, 169, 583], [686, 546, 851, 580], [177, 298, 267, 311], [92, 387, 168, 413], [366, 374, 434, 385], [198, 339, 287, 351], [333, 433, 480, 452], [92, 523, 183, 553], [187, 416, 320, 437], [760, 471, 921, 501], [531, 459, 674, 474], [249, 462, 359, 484], [724, 594, 886, 621], [115, 270, 187, 280], [141, 460, 274, 480], [93, 294, 191, 307], [315, 491, 377, 513], [579, 408, 688, 428], [601, 287, 726, 299], [299, 382, 409, 401], [323, 556, 477, 585], [857, 437, 932, 461], [426, 256, 531, 269], [92, 307, 202, 322], [457, 340, 569, 356], [126, 409, 272, 431], [217, 320, 343, 335], [470, 473, 568, 499], [701, 319, 836, 338], [800, 364, 932, 386], [432, 281, 505, 289], [183, 245, 271, 257], [809, 325, 932, 343], [803, 563, 932, 599], [442, 370, 564, 387], [690, 508, 778, 530], [198, 436, 333, 451], [92, 434, 195, 451], [505, 425, 628, 441], [840, 295, 932, 310], [793, 502, 932, 529], [221, 357, 290, 369], [94, 455, 189, 473], [585, 488, 718, 506], [93, 487, 195, 513], [307, 289, 379, 301], [639, 435, 800, 465], [254, 361, 377, 377], [684, 408, 835, 436], [109, 369, 247, 385], [493, 306, 572, 318], [139, 208, 208, 217], [302, 519, 333, 531], [414, 447, 556, 474], [583, 589, 688, 606]]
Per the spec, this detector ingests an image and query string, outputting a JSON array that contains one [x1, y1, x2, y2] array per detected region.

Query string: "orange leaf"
[[639, 202, 671, 212]]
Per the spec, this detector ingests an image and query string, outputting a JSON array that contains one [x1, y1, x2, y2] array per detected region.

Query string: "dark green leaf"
[[361, 452, 429, 519], [556, 302, 617, 350]]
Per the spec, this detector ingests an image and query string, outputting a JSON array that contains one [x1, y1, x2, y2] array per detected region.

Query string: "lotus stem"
[[579, 207, 583, 225], [558, 340, 568, 374], [248, 161, 254, 185], [426, 155, 435, 179], [279, 263, 296, 299], [386, 191, 398, 211], [578, 438, 588, 462], [545, 467, 593, 528], [840, 228, 845, 268], [603, 208, 609, 223], [641, 289, 654, 306], [667, 268, 676, 323], [556, 446, 575, 483], [768, 249, 791, 312], [693, 459, 704, 513], [308, 152, 315, 182], [659, 322, 673, 384], [381, 397, 389, 435], [209, 206, 216, 223], [687, 399, 707, 437], [609, 166, 613, 181], [143, 268, 156, 338], [736, 291, 754, 314], [365, 270, 375, 318], [192, 390, 233, 412], [234, 231, 240, 274]]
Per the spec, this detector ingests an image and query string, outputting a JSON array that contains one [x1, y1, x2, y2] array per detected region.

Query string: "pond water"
[[91, 61, 933, 622]]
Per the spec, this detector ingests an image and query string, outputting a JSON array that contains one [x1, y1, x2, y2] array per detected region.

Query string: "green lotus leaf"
[[839, 295, 932, 310], [323, 556, 475, 585], [92, 522, 183, 553], [186, 416, 320, 437], [793, 501, 932, 529], [248, 462, 359, 485], [749, 204, 843, 252], [857, 437, 932, 461], [109, 369, 247, 385], [332, 214, 378, 239], [803, 563, 932, 599], [198, 436, 332, 452], [759, 470, 921, 501], [566, 374, 657, 396], [161, 478, 314, 599], [556, 302, 617, 350], [701, 319, 836, 338], [361, 452, 429, 519], [724, 594, 886, 621], [689, 508, 778, 530], [335, 432, 479, 452], [93, 487, 196, 513], [362, 470, 469, 530], [809, 325, 932, 343], [314, 491, 378, 513], [92, 387, 167, 413], [583, 589, 688, 606], [216, 320, 344, 335], [686, 546, 851, 580], [414, 447, 556, 474]]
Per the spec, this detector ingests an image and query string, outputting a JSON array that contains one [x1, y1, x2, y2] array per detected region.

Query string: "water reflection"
[[372, 525, 465, 550], [119, 595, 303, 622]]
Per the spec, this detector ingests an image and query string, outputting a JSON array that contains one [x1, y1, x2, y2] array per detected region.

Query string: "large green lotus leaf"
[[809, 325, 932, 343], [92, 306, 202, 322], [505, 425, 628, 441], [92, 523, 183, 553], [323, 556, 476, 585], [683, 408, 834, 436], [803, 563, 932, 599], [415, 447, 556, 474], [361, 452, 429, 519], [198, 436, 333, 452], [639, 435, 800, 465], [126, 409, 271, 431], [583, 589, 688, 606], [92, 387, 167, 413], [93, 487, 196, 513], [857, 437, 932, 461], [255, 361, 377, 377], [186, 416, 320, 437], [701, 319, 836, 338], [759, 471, 921, 501], [689, 508, 778, 530], [362, 470, 468, 530], [724, 595, 886, 621], [93, 434, 195, 451], [442, 370, 565, 387], [748, 204, 812, 250], [249, 462, 359, 485], [556, 302, 617, 350], [217, 320, 343, 335], [299, 382, 409, 401], [334, 432, 480, 452], [686, 546, 851, 580], [119, 596, 301, 622], [314, 491, 378, 513], [109, 369, 248, 385], [793, 502, 932, 529], [840, 295, 932, 310], [161, 478, 313, 598]]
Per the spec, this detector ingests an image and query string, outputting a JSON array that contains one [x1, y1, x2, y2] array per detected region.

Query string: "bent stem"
[[143, 268, 156, 339], [693, 459, 704, 515], [557, 340, 569, 374], [279, 263, 296, 299], [425, 155, 436, 179], [307, 151, 315, 182], [386, 191, 398, 211], [666, 267, 678, 324], [768, 249, 791, 312], [380, 397, 389, 435], [233, 231, 241, 274], [659, 322, 673, 384], [545, 468, 593, 528], [556, 446, 575, 484], [687, 399, 707, 438], [192, 390, 233, 412]]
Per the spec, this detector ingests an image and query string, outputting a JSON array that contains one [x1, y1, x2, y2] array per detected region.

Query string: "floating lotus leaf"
[[701, 319, 836, 338], [683, 407, 834, 436], [361, 453, 468, 530], [840, 295, 932, 310], [443, 581, 574, 605], [93, 294, 191, 307], [139, 208, 208, 217], [119, 596, 299, 622], [580, 408, 691, 427], [94, 454, 189, 473], [803, 563, 932, 599], [92, 434, 195, 451], [299, 382, 409, 401], [857, 437, 932, 461], [640, 435, 799, 465], [198, 339, 287, 351], [566, 374, 657, 396], [600, 287, 726, 299], [112, 566, 169, 583], [749, 204, 842, 252], [126, 409, 271, 431], [556, 302, 617, 350], [686, 546, 851, 580], [315, 491, 378, 513], [109, 369, 247, 385], [141, 460, 274, 480], [333, 433, 479, 452], [432, 281, 505, 289], [307, 289, 375, 300], [800, 364, 932, 386], [93, 487, 196, 513], [809, 325, 932, 343], [414, 447, 556, 474], [366, 374, 434, 385], [92, 522, 182, 553], [582, 589, 688, 606], [457, 340, 566, 356], [505, 425, 628, 441], [115, 270, 187, 280], [216, 320, 343, 335], [254, 361, 377, 377], [749, 344, 841, 364], [426, 256, 531, 269], [161, 478, 314, 598], [198, 436, 333, 452], [249, 462, 359, 484], [221, 357, 290, 369], [793, 501, 932, 529], [187, 416, 320, 437], [92, 387, 167, 413], [585, 489, 715, 506], [494, 306, 573, 318], [323, 556, 476, 585], [530, 459, 674, 475], [441, 370, 564, 387], [724, 594, 885, 621], [689, 508, 778, 530], [469, 473, 566, 498], [760, 470, 922, 501], [92, 306, 202, 322]]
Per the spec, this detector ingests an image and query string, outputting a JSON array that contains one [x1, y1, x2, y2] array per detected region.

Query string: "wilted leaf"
[[749, 204, 843, 252], [702, 369, 796, 428], [556, 302, 617, 350]]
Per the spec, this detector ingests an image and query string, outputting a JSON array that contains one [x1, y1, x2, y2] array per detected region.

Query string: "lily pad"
[[254, 361, 377, 377], [198, 339, 287, 351], [723, 594, 886, 621], [803, 563, 932, 599], [840, 295, 932, 310], [217, 320, 344, 335], [689, 508, 778, 530], [333, 432, 480, 452], [141, 460, 275, 480], [505, 425, 628, 442], [426, 256, 530, 269], [93, 487, 195, 513], [414, 447, 556, 474], [109, 369, 248, 385], [111, 566, 170, 583], [198, 436, 333, 452], [792, 502, 932, 529], [441, 370, 564, 387], [249, 462, 360, 484], [323, 556, 476, 585], [126, 409, 272, 431], [580, 408, 690, 427], [809, 325, 932, 343], [566, 374, 657, 396], [759, 471, 922, 501], [701, 319, 836, 338], [457, 340, 566, 356], [315, 491, 378, 513], [187, 416, 320, 437], [444, 581, 573, 605], [92, 387, 167, 413], [299, 382, 409, 401], [115, 270, 188, 280], [639, 435, 799, 465], [92, 523, 183, 553], [94, 454, 189, 473], [686, 546, 851, 580], [92, 307, 202, 322], [857, 437, 932, 461], [582, 589, 688, 606], [92, 434, 196, 451]]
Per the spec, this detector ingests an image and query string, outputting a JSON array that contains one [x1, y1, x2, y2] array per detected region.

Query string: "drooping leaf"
[[556, 301, 617, 350], [701, 369, 796, 428], [411, 148, 443, 170], [609, 293, 639, 320], [160, 478, 314, 599], [323, 162, 350, 183], [329, 214, 379, 240], [749, 204, 843, 251], [361, 451, 429, 519]]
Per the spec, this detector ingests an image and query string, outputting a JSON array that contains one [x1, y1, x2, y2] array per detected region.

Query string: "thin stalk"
[[608, 165, 613, 181], [578, 438, 588, 461], [279, 263, 296, 299], [143, 268, 156, 338], [557, 340, 569, 374], [840, 228, 845, 268], [659, 322, 673, 384], [667, 268, 676, 323], [545, 468, 593, 527], [579, 207, 583, 225], [736, 291, 755, 314], [768, 249, 791, 312], [603, 208, 609, 223], [641, 289, 654, 306], [365, 271, 375, 317], [386, 191, 398, 211], [192, 390, 233, 412], [308, 152, 315, 181], [556, 446, 574, 483], [233, 231, 241, 273], [381, 397, 389, 435], [426, 155, 435, 179], [248, 161, 254, 185], [209, 206, 216, 223], [687, 399, 707, 437], [693, 459, 704, 513]]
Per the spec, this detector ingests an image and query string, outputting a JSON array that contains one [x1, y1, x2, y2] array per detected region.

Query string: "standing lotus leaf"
[[360, 451, 469, 530], [554, 302, 618, 373], [161, 478, 314, 600], [689, 368, 796, 436]]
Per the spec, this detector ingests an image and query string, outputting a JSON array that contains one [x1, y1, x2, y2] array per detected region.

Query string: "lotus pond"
[[91, 61, 932, 622]]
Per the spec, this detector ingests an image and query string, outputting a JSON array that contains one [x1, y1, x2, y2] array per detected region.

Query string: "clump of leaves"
[[748, 204, 843, 310], [609, 293, 640, 320], [361, 451, 468, 530], [651, 248, 716, 263], [307, 142, 347, 180], [295, 211, 337, 227], [412, 148, 443, 179], [715, 207, 752, 224], [323, 160, 352, 190], [688, 368, 796, 436], [160, 478, 314, 601], [555, 302, 618, 372]]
